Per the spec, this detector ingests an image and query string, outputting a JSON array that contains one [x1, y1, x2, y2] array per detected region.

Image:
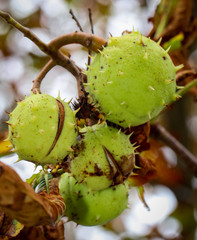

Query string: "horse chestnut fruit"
[[70, 123, 135, 191], [8, 93, 77, 165], [59, 172, 129, 226], [87, 32, 181, 127]]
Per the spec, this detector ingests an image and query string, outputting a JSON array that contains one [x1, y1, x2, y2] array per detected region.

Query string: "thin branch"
[[87, 8, 94, 67], [32, 60, 56, 93], [151, 123, 197, 176], [69, 9, 84, 32], [176, 69, 197, 82], [88, 8, 94, 34], [68, 9, 91, 86], [48, 32, 107, 52], [177, 78, 197, 97], [0, 10, 106, 96], [68, 9, 96, 69], [0, 11, 48, 52], [0, 11, 79, 75], [0, 10, 84, 94]]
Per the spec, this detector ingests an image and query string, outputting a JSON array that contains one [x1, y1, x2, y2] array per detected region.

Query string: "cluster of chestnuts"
[[7, 32, 181, 226]]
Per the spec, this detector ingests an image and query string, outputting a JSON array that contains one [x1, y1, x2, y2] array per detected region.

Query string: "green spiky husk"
[[59, 172, 129, 226], [8, 93, 78, 165], [87, 32, 177, 128], [70, 123, 135, 191]]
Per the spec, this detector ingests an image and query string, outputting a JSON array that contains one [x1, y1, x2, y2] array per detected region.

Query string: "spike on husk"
[[175, 64, 184, 72], [157, 37, 162, 45], [165, 46, 171, 53]]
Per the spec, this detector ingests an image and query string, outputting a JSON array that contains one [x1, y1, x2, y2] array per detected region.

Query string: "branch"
[[151, 123, 197, 176], [0, 10, 107, 96], [87, 8, 94, 67], [88, 8, 94, 34], [177, 78, 197, 97], [68, 9, 97, 70], [32, 60, 56, 93], [0, 10, 48, 52], [68, 9, 92, 88], [69, 9, 84, 32], [176, 69, 197, 83], [48, 32, 107, 52], [0, 10, 83, 93]]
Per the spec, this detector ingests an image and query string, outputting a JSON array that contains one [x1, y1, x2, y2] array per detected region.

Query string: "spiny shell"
[[70, 123, 135, 191], [59, 172, 129, 226], [8, 93, 78, 165], [87, 32, 178, 128]]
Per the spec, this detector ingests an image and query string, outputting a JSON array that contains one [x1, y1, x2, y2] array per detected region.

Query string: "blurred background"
[[0, 0, 197, 239]]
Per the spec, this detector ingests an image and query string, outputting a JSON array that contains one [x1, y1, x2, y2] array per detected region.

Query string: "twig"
[[0, 10, 48, 52], [69, 8, 96, 68], [48, 32, 106, 92], [32, 60, 56, 93], [0, 10, 107, 96], [0, 10, 84, 95], [87, 8, 94, 67], [177, 78, 197, 97], [176, 69, 197, 82], [88, 8, 94, 34], [151, 123, 197, 176], [0, 10, 107, 52], [69, 9, 90, 82], [69, 9, 84, 32], [0, 10, 80, 75], [48, 31, 107, 52]]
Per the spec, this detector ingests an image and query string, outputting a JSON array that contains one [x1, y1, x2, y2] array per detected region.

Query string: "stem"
[[0, 10, 105, 96], [88, 8, 94, 34], [69, 9, 84, 32], [48, 32, 107, 52], [177, 78, 197, 97], [0, 11, 48, 53], [87, 8, 94, 67], [32, 60, 56, 93], [151, 123, 197, 177], [0, 10, 83, 92]]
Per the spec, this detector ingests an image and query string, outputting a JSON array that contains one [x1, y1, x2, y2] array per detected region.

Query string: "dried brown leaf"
[[170, 50, 190, 69], [0, 162, 65, 227], [0, 212, 14, 236], [141, 139, 184, 186], [0, 131, 8, 142], [128, 154, 157, 187], [128, 137, 184, 187], [10, 220, 65, 240], [159, 0, 192, 40], [149, 0, 197, 49], [124, 122, 151, 152]]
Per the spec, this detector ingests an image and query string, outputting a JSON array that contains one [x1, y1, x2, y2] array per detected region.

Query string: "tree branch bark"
[[151, 123, 197, 176], [0, 10, 84, 94], [48, 31, 107, 52], [0, 10, 108, 96], [32, 60, 56, 93]]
